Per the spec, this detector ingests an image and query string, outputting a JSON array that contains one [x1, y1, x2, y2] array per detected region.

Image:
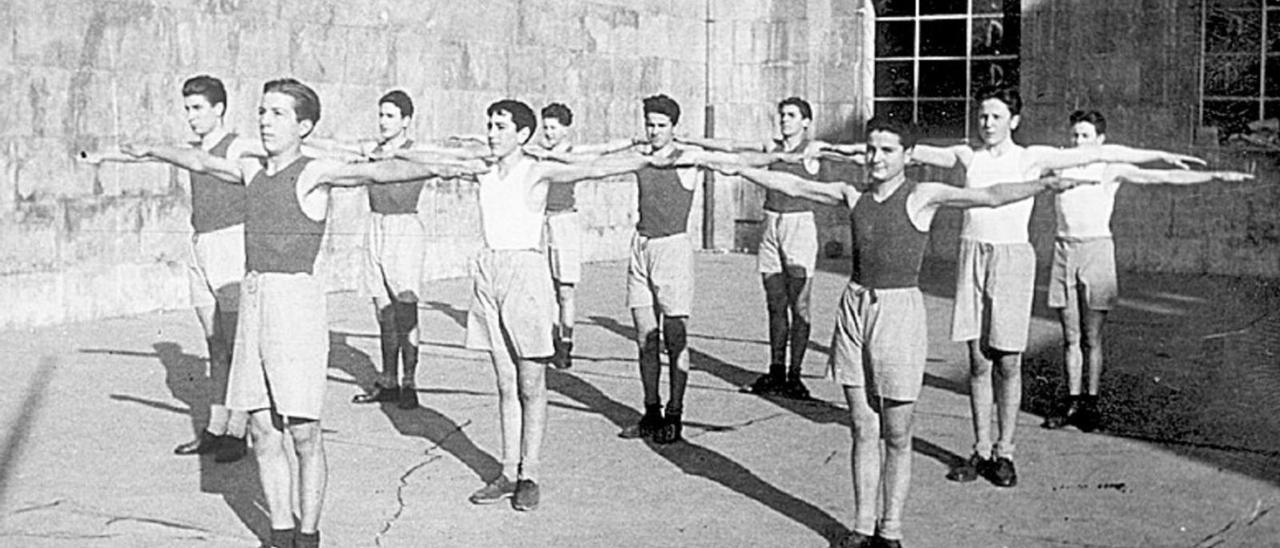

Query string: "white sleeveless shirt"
[[478, 157, 546, 250], [1055, 163, 1120, 240], [961, 145, 1038, 244]]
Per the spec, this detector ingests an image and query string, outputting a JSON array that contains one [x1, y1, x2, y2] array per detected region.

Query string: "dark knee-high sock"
[[377, 306, 399, 384], [785, 274, 811, 378], [764, 274, 789, 376], [663, 317, 689, 411], [639, 329, 662, 406], [395, 302, 419, 385]]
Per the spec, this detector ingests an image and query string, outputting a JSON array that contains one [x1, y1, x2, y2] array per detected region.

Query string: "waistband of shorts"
[[371, 211, 420, 219], [762, 210, 814, 218], [1054, 235, 1113, 244], [959, 238, 1033, 250], [546, 208, 578, 216], [193, 222, 246, 238], [479, 247, 543, 255], [245, 270, 316, 280], [632, 231, 689, 244]]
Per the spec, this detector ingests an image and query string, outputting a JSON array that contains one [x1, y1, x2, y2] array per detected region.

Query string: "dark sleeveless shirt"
[[245, 157, 326, 274], [763, 138, 817, 214], [635, 151, 694, 238], [367, 139, 422, 214], [850, 180, 929, 289], [189, 133, 245, 234], [545, 145, 576, 213]]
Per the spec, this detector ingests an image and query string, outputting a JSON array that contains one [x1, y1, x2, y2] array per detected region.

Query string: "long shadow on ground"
[[545, 369, 847, 544], [81, 344, 268, 542], [326, 332, 501, 483]]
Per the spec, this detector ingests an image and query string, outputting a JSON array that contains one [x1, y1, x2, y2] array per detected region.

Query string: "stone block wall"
[[0, 0, 714, 328]]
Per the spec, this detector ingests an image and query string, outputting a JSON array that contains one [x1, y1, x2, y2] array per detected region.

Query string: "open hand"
[[119, 143, 150, 159], [1043, 175, 1096, 192], [1164, 152, 1208, 170], [1216, 171, 1255, 183]]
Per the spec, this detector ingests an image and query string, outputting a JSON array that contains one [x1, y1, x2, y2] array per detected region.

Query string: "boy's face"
[[378, 102, 410, 142], [542, 118, 569, 149], [865, 129, 909, 184], [976, 98, 1018, 146], [184, 94, 224, 137], [645, 112, 675, 150], [778, 104, 809, 138], [1070, 121, 1105, 148], [258, 91, 310, 155], [487, 110, 529, 158]]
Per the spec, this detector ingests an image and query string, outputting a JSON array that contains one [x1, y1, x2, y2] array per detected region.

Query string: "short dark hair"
[[182, 75, 227, 109], [1068, 110, 1107, 135], [541, 103, 573, 126], [262, 78, 321, 136], [487, 99, 537, 142], [865, 115, 919, 149], [642, 94, 681, 125], [778, 96, 812, 120], [975, 85, 1022, 116], [379, 90, 414, 118]]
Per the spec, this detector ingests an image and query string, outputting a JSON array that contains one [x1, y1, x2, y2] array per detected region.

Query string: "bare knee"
[[288, 419, 323, 456]]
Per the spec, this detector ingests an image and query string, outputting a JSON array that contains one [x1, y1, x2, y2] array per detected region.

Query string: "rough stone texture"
[[0, 0, 718, 328]]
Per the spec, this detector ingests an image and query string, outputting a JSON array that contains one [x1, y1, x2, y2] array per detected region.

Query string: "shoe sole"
[[469, 493, 514, 505]]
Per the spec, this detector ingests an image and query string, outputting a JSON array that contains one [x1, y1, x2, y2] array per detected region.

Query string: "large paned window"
[[1201, 0, 1278, 134], [873, 0, 1021, 140]]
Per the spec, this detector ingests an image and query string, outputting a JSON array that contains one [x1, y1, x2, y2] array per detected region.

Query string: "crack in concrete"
[[1196, 500, 1275, 548], [372, 420, 474, 547], [2, 497, 239, 542]]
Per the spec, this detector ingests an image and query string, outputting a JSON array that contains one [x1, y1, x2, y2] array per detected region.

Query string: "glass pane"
[[1206, 8, 1262, 53], [919, 60, 967, 97], [1203, 100, 1262, 134], [973, 0, 1009, 14], [972, 17, 1016, 56], [970, 60, 1020, 94], [1268, 57, 1280, 96], [875, 61, 916, 97], [877, 21, 915, 58], [873, 0, 914, 17], [918, 100, 968, 138], [1265, 100, 1280, 119], [920, 0, 967, 15], [920, 19, 967, 57], [1268, 15, 1280, 51], [874, 100, 915, 125], [1205, 55, 1261, 96], [1209, 0, 1261, 8]]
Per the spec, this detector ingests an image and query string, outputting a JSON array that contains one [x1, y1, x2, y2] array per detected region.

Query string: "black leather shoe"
[[174, 430, 220, 455], [1042, 397, 1081, 429], [653, 413, 683, 444], [985, 456, 1018, 487], [352, 385, 399, 404], [945, 452, 990, 482]]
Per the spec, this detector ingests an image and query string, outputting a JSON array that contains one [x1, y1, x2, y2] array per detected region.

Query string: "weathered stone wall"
[[0, 0, 716, 328]]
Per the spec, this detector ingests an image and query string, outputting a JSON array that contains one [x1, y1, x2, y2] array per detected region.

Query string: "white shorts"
[[626, 232, 695, 317], [545, 210, 583, 285], [1048, 237, 1118, 311], [828, 283, 928, 402], [465, 249, 556, 359], [227, 272, 329, 420], [950, 239, 1035, 353], [757, 211, 818, 277], [360, 213, 426, 303], [188, 224, 246, 311]]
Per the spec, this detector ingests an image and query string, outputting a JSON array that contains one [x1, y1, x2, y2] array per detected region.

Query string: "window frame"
[[1199, 0, 1277, 131]]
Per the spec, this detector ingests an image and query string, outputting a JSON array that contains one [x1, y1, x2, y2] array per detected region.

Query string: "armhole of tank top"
[[904, 188, 932, 233]]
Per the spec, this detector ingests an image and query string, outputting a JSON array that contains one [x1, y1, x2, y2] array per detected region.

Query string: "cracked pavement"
[[1, 254, 1278, 546]]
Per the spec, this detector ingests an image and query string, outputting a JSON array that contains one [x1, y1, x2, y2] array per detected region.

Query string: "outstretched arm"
[[1029, 145, 1206, 173], [78, 149, 157, 165], [919, 175, 1091, 210], [1103, 164, 1254, 185], [708, 163, 850, 206], [675, 135, 768, 153], [120, 143, 243, 183], [539, 153, 683, 185], [316, 158, 487, 188], [570, 137, 646, 156]]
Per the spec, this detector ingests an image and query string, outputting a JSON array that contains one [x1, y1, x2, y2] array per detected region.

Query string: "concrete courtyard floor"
[[0, 252, 1278, 547]]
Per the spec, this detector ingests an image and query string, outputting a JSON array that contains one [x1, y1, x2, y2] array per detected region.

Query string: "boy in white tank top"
[[393, 100, 682, 512], [1041, 110, 1251, 433]]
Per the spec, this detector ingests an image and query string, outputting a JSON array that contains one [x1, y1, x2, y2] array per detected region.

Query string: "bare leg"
[[1082, 308, 1107, 395], [992, 350, 1022, 458], [490, 335, 522, 480], [878, 399, 916, 541], [249, 409, 294, 531], [843, 385, 882, 538], [965, 341, 995, 457], [1057, 303, 1084, 396], [288, 418, 327, 534], [516, 358, 548, 479]]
